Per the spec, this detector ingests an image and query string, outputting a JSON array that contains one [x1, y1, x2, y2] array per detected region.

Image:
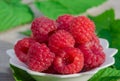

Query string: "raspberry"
[[43, 65, 58, 74], [70, 16, 95, 44], [14, 38, 36, 63], [48, 30, 75, 53], [53, 47, 84, 74], [27, 42, 55, 72], [31, 16, 57, 43], [92, 34, 100, 44], [56, 14, 74, 31], [78, 41, 105, 71], [75, 34, 100, 48]]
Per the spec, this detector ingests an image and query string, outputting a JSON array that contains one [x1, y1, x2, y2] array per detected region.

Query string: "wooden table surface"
[[0, 40, 14, 81]]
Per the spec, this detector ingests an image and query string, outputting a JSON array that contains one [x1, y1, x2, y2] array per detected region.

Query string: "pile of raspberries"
[[14, 14, 105, 74]]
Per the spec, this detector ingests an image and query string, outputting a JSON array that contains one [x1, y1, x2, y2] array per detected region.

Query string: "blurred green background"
[[0, 0, 120, 81]]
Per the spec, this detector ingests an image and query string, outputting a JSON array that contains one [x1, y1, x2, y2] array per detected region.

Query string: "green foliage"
[[89, 68, 120, 81], [0, 0, 34, 32], [10, 64, 35, 81], [110, 20, 120, 70], [34, 0, 107, 19], [89, 9, 114, 34], [0, 0, 107, 31], [20, 30, 31, 36]]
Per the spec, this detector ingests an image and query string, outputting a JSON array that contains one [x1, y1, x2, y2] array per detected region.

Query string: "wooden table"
[[0, 40, 15, 81]]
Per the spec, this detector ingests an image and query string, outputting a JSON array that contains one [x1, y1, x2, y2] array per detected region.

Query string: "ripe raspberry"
[[31, 16, 57, 43], [14, 38, 36, 63], [56, 14, 74, 31], [53, 47, 84, 74], [75, 34, 100, 48], [78, 41, 105, 71], [43, 65, 58, 74], [70, 16, 95, 44], [27, 42, 55, 72], [48, 30, 75, 53], [92, 34, 100, 44]]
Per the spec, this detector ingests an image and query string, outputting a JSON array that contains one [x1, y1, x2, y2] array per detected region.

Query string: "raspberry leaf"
[[10, 64, 36, 81], [34, 0, 107, 19], [20, 30, 31, 36], [89, 68, 120, 81], [110, 20, 120, 70], [97, 29, 112, 44], [4, 0, 21, 3], [0, 0, 34, 32], [89, 9, 114, 34]]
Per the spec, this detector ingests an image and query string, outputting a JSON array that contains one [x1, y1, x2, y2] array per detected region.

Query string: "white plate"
[[7, 38, 118, 81]]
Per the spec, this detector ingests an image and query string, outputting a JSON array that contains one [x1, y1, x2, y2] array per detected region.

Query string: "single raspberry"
[[56, 14, 74, 31], [31, 16, 57, 43], [43, 65, 58, 74], [14, 38, 36, 63], [70, 16, 95, 44], [91, 34, 100, 44], [53, 47, 84, 74], [48, 30, 75, 53], [78, 41, 105, 71], [27, 42, 55, 72]]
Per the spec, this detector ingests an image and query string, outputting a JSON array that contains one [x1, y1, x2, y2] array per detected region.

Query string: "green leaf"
[[97, 29, 112, 44], [0, 0, 34, 32], [89, 9, 120, 70], [20, 30, 31, 36], [110, 20, 120, 70], [10, 64, 36, 81], [34, 0, 107, 19], [89, 9, 114, 34], [89, 68, 120, 81], [4, 0, 21, 3]]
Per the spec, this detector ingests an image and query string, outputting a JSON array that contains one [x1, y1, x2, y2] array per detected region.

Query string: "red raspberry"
[[78, 41, 105, 71], [70, 16, 95, 44], [31, 16, 57, 43], [53, 47, 84, 74], [92, 34, 100, 44], [14, 38, 36, 63], [27, 42, 55, 72], [56, 14, 74, 31], [43, 65, 58, 74], [48, 30, 75, 53], [75, 34, 100, 48]]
